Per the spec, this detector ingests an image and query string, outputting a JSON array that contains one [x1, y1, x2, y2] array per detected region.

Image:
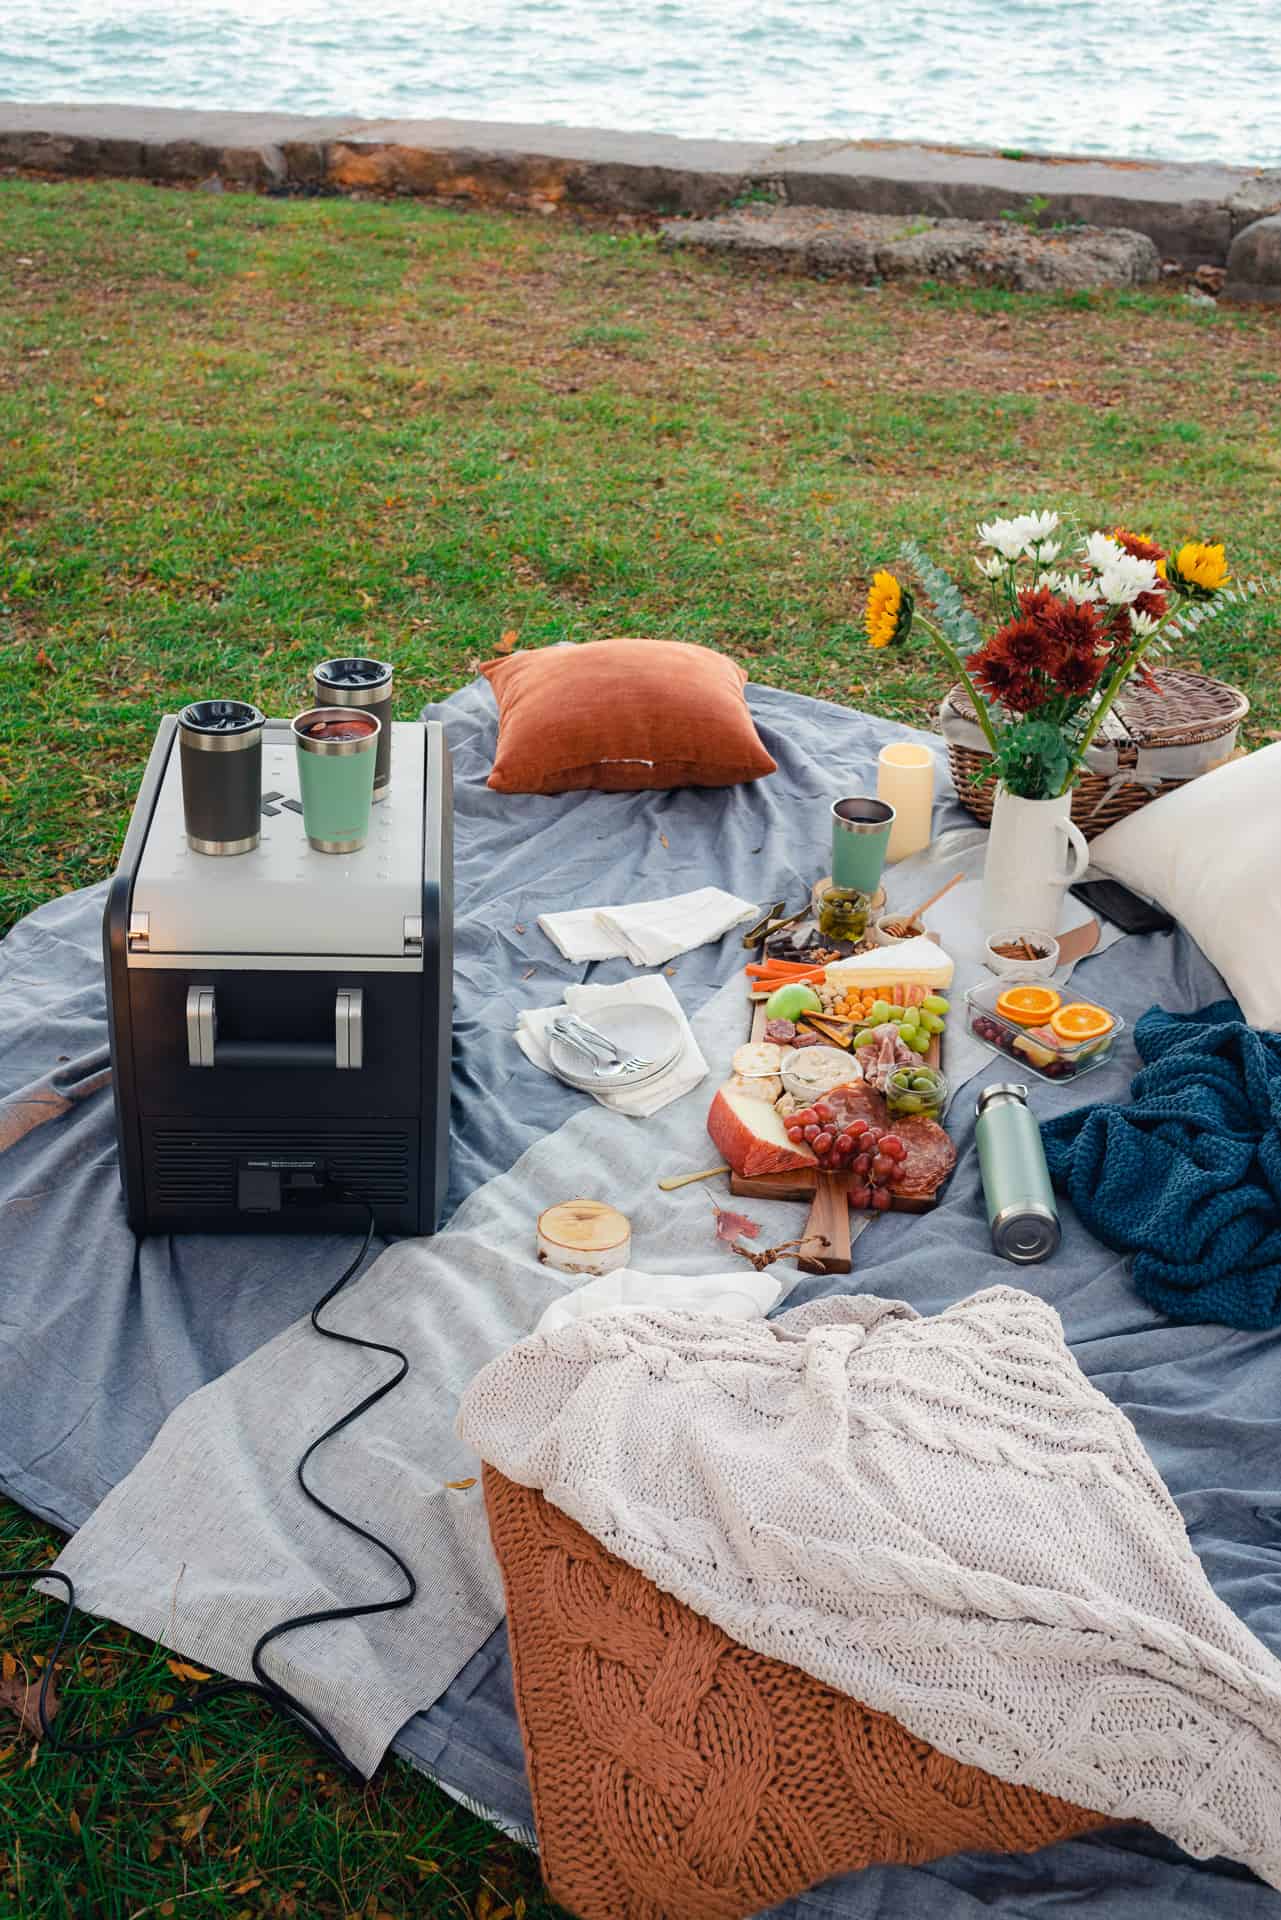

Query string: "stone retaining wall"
[[2, 100, 1279, 268]]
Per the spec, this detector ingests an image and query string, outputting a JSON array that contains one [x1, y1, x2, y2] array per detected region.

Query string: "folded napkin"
[[1042, 1000, 1281, 1329], [536, 1264, 783, 1335], [538, 887, 757, 967], [516, 973, 708, 1117]]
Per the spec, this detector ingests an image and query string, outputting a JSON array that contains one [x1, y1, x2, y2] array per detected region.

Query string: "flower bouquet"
[[865, 512, 1262, 800], [863, 513, 1274, 929]]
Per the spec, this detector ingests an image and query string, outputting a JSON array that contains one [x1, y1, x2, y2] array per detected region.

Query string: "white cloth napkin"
[[516, 974, 708, 1117], [535, 1265, 783, 1335], [538, 887, 757, 967]]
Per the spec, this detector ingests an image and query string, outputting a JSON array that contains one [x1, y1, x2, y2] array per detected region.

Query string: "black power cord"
[[0, 1190, 413, 1775]]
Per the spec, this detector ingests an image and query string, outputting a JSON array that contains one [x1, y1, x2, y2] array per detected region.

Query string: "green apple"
[[764, 982, 823, 1021]]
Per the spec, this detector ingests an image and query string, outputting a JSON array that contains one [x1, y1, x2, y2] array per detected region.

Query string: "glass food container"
[[885, 1064, 948, 1119], [817, 885, 872, 943], [965, 978, 1124, 1083]]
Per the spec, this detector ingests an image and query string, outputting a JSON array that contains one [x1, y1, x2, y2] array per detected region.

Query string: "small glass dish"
[[885, 1064, 948, 1119], [965, 977, 1124, 1082], [817, 885, 872, 943]]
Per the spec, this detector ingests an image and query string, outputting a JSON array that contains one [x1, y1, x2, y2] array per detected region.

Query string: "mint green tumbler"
[[831, 796, 896, 895], [292, 707, 381, 853]]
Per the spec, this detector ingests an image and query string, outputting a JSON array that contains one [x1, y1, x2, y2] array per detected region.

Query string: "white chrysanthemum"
[[1098, 553, 1161, 606], [1128, 607, 1162, 637], [1036, 540, 1062, 563], [976, 517, 1031, 560], [1083, 531, 1124, 573], [1036, 570, 1064, 591], [975, 553, 1007, 580], [1020, 512, 1060, 546], [1056, 572, 1101, 603]]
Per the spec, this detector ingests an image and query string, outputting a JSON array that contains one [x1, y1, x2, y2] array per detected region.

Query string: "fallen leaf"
[[174, 1803, 212, 1844], [495, 628, 519, 655], [514, 923, 526, 935], [0, 1663, 56, 1738], [712, 1203, 762, 1245], [520, 967, 534, 981], [35, 647, 56, 672], [68, 1808, 81, 1836], [230, 1880, 262, 1895], [659, 833, 669, 850], [445, 1478, 477, 1491], [91, 393, 106, 407], [167, 1660, 211, 1684], [1, 1653, 15, 1682]]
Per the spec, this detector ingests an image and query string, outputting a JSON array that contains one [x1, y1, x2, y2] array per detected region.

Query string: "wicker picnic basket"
[[940, 669, 1249, 840]]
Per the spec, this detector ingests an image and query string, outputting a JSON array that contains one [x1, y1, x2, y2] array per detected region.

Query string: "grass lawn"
[[1, 177, 1279, 1918]]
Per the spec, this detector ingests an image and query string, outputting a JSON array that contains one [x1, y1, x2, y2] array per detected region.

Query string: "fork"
[[550, 1017, 650, 1078]]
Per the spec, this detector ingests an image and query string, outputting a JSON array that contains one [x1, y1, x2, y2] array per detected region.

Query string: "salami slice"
[[891, 1113, 957, 1198], [764, 1018, 797, 1044]]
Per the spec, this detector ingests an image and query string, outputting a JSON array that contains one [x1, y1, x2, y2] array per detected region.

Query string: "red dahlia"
[[1114, 527, 1166, 567]]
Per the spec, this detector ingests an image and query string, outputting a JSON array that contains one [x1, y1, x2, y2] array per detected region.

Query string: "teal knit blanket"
[[1041, 1001, 1281, 1329]]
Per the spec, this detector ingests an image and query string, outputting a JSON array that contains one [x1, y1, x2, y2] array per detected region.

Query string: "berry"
[[871, 1187, 893, 1211], [795, 1108, 817, 1129], [849, 1118, 869, 1137], [849, 1183, 871, 1209], [785, 1124, 804, 1142], [803, 1124, 821, 1143], [880, 1135, 905, 1160], [813, 1131, 833, 1155], [815, 1103, 835, 1125], [834, 1132, 854, 1155], [872, 1153, 894, 1179]]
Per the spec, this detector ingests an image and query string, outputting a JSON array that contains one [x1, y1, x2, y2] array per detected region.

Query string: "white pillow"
[[1088, 744, 1281, 1029]]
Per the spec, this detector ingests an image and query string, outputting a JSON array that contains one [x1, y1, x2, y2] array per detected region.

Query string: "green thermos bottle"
[[975, 1083, 1060, 1263]]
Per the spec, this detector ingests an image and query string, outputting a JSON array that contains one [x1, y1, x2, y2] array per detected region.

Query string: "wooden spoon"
[[895, 870, 965, 928]]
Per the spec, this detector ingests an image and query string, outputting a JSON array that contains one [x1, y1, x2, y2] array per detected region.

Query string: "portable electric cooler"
[[104, 717, 453, 1235]]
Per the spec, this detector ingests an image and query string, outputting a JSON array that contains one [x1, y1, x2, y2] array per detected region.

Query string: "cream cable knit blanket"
[[458, 1286, 1281, 1887]]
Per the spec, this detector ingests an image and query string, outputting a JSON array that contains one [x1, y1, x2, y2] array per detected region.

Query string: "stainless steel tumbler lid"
[[312, 658, 392, 708], [291, 707, 382, 755], [832, 797, 895, 834], [178, 699, 264, 751]]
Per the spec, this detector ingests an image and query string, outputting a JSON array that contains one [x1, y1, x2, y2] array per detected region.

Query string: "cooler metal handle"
[[186, 986, 363, 1070]]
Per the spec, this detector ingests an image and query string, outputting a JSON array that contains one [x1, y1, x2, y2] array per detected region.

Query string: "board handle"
[[799, 1170, 853, 1275]]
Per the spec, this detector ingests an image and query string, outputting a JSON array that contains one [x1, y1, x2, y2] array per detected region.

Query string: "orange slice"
[[995, 984, 1062, 1028], [1050, 1002, 1114, 1043]]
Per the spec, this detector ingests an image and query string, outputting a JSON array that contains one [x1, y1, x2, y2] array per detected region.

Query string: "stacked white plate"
[[548, 1003, 683, 1093]]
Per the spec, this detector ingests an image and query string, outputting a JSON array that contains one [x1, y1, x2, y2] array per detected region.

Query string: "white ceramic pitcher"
[[981, 783, 1090, 935]]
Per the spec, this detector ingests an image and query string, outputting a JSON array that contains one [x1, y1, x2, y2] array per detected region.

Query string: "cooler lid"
[[131, 721, 425, 960]]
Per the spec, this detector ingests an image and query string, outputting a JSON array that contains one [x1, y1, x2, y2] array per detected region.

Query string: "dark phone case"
[[1070, 879, 1175, 936]]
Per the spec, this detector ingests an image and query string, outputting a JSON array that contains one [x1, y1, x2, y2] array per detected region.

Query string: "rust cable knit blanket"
[[483, 1468, 1108, 1920]]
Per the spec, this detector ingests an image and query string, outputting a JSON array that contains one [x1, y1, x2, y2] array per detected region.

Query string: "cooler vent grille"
[[149, 1128, 412, 1209]]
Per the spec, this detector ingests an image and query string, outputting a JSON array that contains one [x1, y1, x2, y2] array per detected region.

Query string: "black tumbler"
[[312, 658, 392, 800], [177, 699, 265, 855]]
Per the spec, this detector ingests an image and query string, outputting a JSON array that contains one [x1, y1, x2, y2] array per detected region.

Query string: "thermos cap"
[[976, 1082, 1030, 1116]]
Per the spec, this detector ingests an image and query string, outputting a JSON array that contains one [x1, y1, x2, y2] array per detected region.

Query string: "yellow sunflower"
[[1169, 541, 1230, 596], [865, 571, 913, 649]]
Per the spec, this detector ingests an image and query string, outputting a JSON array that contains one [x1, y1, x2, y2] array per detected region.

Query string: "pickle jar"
[[817, 885, 872, 943]]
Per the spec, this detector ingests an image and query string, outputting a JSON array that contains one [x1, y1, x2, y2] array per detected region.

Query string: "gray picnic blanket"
[[2, 676, 1278, 1916]]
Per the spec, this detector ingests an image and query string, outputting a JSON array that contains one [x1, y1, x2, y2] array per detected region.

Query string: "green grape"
[[852, 1027, 879, 1048], [918, 1009, 945, 1034], [886, 1005, 906, 1022], [868, 1000, 892, 1022], [922, 994, 950, 1015], [907, 1028, 932, 1054]]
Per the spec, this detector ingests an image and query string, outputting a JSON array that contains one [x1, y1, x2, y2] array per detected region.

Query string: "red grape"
[[849, 1184, 871, 1209], [872, 1153, 894, 1180], [871, 1187, 893, 1211], [853, 1152, 872, 1176], [785, 1124, 804, 1142], [803, 1124, 821, 1142], [795, 1109, 817, 1129], [879, 1134, 906, 1160], [834, 1132, 853, 1155], [815, 1104, 835, 1125], [813, 1131, 833, 1155], [848, 1118, 869, 1138], [865, 1126, 883, 1146]]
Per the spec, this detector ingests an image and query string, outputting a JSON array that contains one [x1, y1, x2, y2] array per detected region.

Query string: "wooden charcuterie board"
[[729, 957, 948, 1275]]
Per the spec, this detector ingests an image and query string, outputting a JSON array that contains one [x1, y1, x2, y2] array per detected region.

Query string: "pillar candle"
[[877, 743, 935, 862]]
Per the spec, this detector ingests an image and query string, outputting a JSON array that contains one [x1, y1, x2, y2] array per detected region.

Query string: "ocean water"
[[2, 0, 1279, 169]]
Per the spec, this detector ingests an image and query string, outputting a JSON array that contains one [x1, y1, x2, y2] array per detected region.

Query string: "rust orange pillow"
[[480, 638, 777, 794]]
